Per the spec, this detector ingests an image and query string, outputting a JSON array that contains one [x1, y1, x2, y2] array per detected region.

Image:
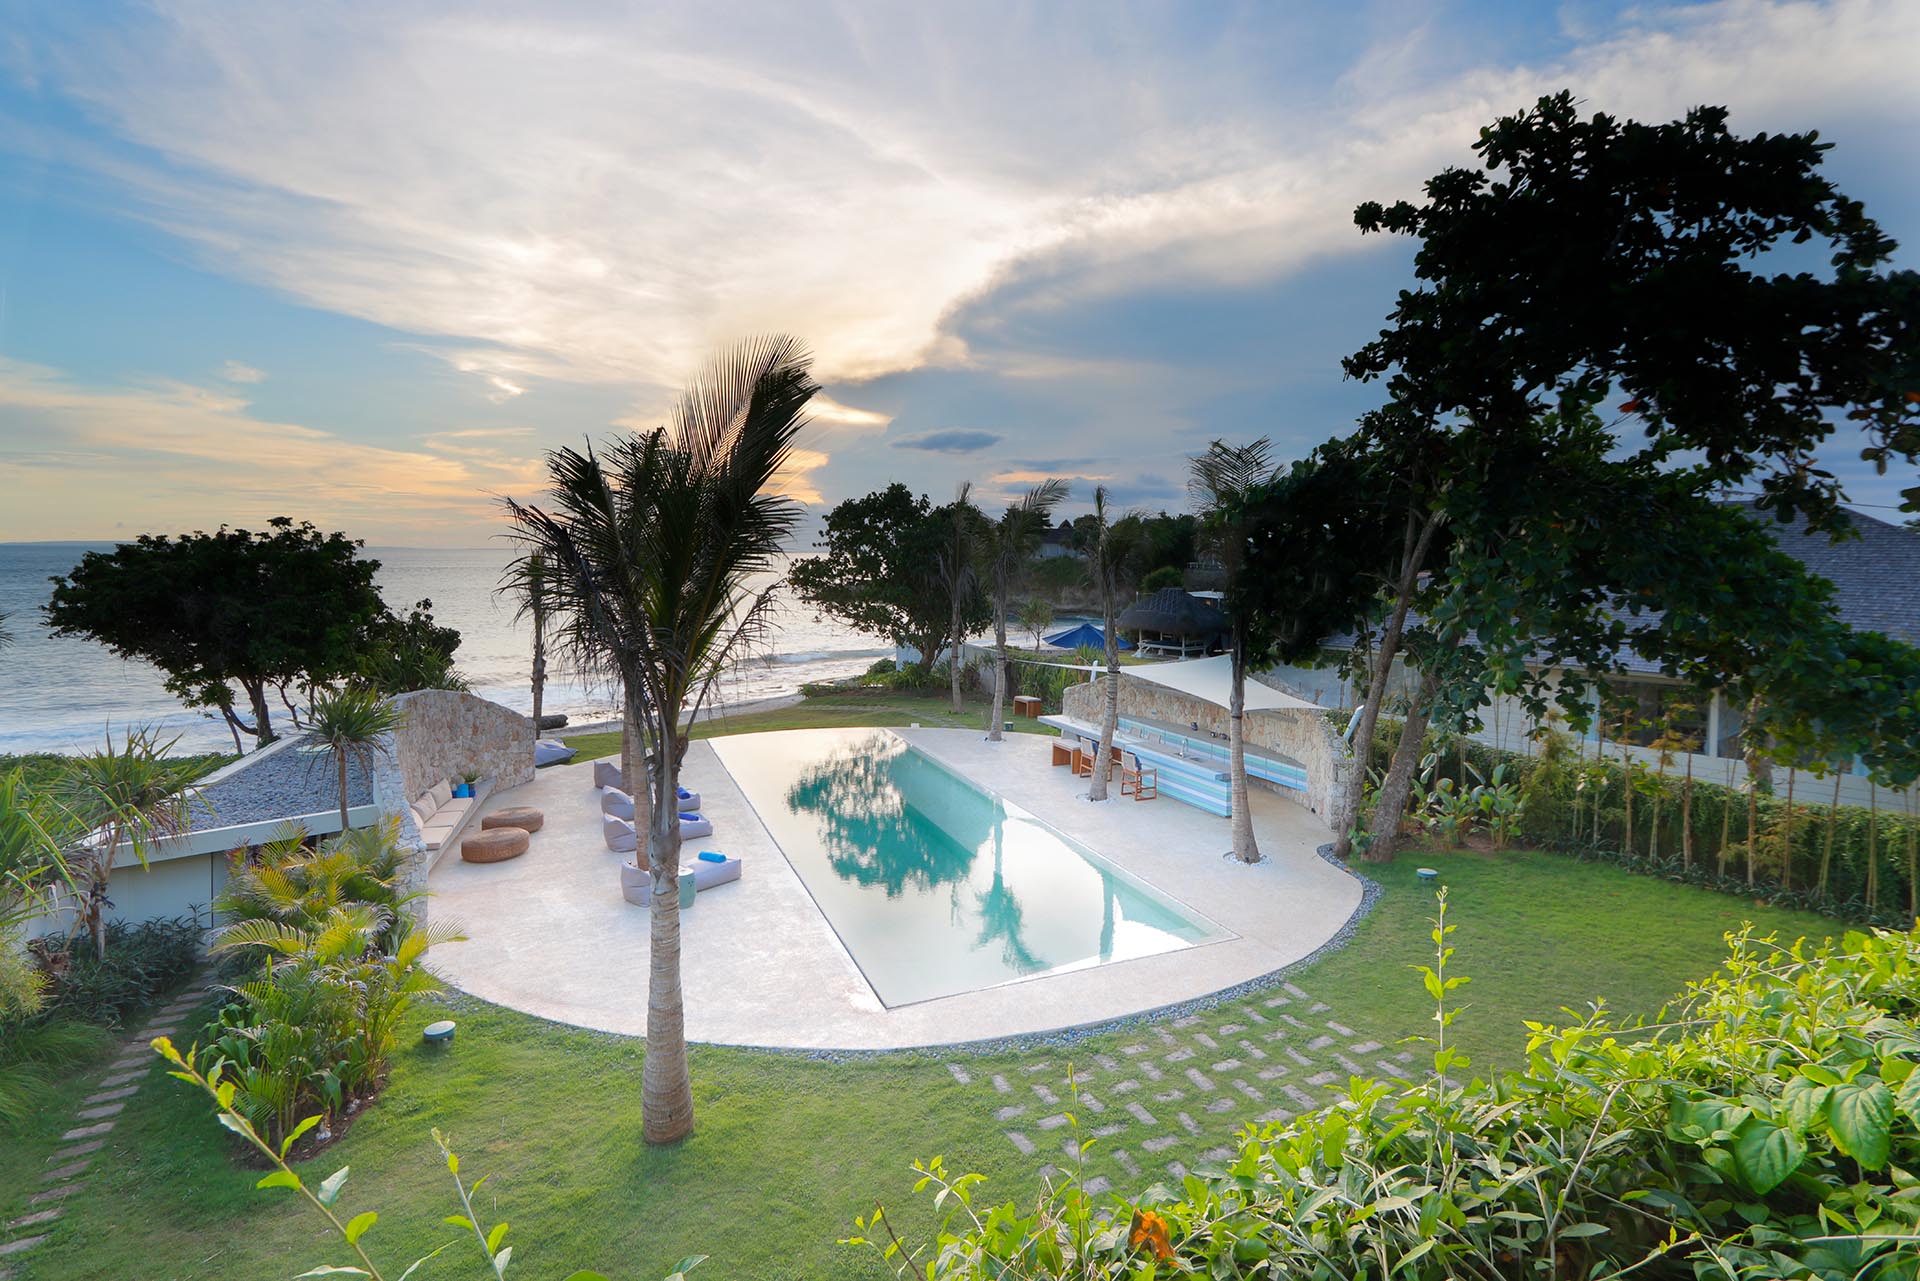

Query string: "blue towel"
[[677, 786, 693, 799], [697, 851, 726, 864], [679, 812, 700, 822]]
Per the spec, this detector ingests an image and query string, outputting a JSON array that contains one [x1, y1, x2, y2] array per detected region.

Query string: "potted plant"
[[454, 769, 480, 799]]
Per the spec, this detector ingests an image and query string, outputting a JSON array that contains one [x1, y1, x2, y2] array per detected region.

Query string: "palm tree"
[[936, 483, 984, 714], [306, 685, 404, 835], [514, 552, 553, 727], [984, 480, 1069, 742], [60, 728, 202, 958], [1085, 488, 1144, 803], [1189, 438, 1279, 864], [504, 334, 814, 1145]]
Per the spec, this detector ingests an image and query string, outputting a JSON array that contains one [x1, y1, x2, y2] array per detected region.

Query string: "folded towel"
[[697, 851, 726, 864], [679, 812, 700, 822], [677, 786, 694, 799]]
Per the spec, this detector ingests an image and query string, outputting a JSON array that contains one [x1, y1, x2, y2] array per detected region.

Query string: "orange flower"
[[1618, 399, 1644, 413], [1129, 1209, 1175, 1261]]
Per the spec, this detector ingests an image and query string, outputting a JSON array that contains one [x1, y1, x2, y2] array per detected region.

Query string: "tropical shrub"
[[852, 911, 1920, 1280], [207, 907, 459, 1150], [157, 1036, 705, 1281], [0, 930, 107, 1127], [1139, 565, 1183, 593], [1369, 722, 1920, 925], [202, 821, 459, 1148], [31, 916, 203, 1025]]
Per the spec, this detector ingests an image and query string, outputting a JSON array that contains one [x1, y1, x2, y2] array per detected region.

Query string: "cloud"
[[891, 429, 1003, 454], [11, 0, 1913, 409], [808, 394, 893, 431], [217, 359, 266, 383], [0, 358, 544, 541]]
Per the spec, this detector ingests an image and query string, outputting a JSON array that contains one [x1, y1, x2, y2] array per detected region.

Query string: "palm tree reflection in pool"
[[783, 734, 1132, 980]]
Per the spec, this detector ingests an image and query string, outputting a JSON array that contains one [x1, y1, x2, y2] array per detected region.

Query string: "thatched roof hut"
[[1117, 588, 1225, 655]]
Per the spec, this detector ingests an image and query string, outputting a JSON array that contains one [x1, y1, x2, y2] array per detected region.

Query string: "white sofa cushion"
[[429, 779, 454, 810]]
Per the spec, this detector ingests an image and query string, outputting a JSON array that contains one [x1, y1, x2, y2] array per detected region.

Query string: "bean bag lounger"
[[600, 787, 635, 820], [534, 738, 576, 768], [682, 851, 742, 891], [678, 812, 714, 839], [593, 759, 622, 790], [602, 815, 637, 854], [675, 785, 702, 811]]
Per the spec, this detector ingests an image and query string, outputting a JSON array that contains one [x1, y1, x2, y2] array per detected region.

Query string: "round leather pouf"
[[461, 827, 530, 863], [481, 806, 546, 834]]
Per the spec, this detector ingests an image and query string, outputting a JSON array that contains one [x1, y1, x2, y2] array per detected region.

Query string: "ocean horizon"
[[0, 542, 893, 756]]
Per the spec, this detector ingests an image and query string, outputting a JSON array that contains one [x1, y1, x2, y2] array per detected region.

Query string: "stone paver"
[[74, 1102, 127, 1122], [96, 1071, 146, 1090], [49, 1139, 105, 1162], [42, 1159, 90, 1182], [0, 1235, 49, 1257], [60, 1121, 114, 1142], [952, 980, 1411, 1188], [82, 1084, 141, 1106], [28, 1184, 81, 1206]]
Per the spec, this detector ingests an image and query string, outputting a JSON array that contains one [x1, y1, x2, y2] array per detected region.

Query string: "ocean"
[[0, 543, 893, 755]]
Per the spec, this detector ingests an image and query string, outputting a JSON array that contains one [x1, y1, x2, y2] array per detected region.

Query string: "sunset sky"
[[0, 0, 1915, 546]]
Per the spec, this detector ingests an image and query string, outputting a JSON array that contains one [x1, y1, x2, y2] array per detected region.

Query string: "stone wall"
[[1063, 675, 1353, 833], [389, 689, 535, 804], [376, 690, 533, 894]]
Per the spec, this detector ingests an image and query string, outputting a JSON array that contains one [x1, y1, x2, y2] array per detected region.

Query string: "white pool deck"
[[425, 727, 1363, 1051]]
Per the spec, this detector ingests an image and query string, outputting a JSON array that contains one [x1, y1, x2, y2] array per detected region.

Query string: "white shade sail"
[[1121, 655, 1321, 712]]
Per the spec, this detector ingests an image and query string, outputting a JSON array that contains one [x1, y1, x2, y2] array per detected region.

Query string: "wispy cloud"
[[217, 359, 266, 383], [892, 429, 1002, 454], [0, 358, 544, 541], [11, 0, 1911, 409]]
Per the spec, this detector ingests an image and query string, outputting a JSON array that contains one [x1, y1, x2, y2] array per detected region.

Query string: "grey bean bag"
[[600, 788, 635, 820], [593, 759, 622, 790], [678, 813, 714, 839], [681, 853, 741, 891], [674, 786, 702, 812], [602, 815, 637, 853], [534, 738, 576, 767]]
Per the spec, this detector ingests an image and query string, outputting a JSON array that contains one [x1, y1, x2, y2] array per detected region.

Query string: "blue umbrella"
[[1044, 622, 1132, 651]]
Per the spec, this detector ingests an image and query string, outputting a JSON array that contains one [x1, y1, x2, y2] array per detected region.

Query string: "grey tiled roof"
[[185, 736, 375, 834], [1739, 503, 1920, 645]]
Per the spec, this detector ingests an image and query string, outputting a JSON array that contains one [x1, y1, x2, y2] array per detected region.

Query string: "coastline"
[[559, 690, 812, 738]]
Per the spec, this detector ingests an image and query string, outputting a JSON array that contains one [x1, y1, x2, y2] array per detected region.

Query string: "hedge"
[[1363, 719, 1920, 927]]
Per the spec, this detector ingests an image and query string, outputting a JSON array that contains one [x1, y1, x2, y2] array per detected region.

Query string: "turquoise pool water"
[[712, 728, 1229, 1007]]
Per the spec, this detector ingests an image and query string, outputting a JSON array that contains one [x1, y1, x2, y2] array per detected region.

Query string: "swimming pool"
[[711, 728, 1230, 1007]]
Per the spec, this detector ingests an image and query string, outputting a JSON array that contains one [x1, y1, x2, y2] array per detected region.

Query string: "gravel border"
[[428, 842, 1383, 1065]]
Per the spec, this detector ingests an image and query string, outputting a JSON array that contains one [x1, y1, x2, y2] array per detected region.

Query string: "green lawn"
[[0, 714, 1841, 1279], [559, 686, 1056, 764]]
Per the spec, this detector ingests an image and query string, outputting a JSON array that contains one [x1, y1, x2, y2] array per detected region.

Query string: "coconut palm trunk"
[[984, 481, 1069, 745], [1226, 634, 1259, 863], [1086, 487, 1137, 804]]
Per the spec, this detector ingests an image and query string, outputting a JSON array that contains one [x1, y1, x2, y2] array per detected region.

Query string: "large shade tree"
[[983, 481, 1069, 743], [1315, 91, 1920, 859], [1189, 439, 1279, 864], [504, 335, 815, 1145], [789, 484, 987, 681], [45, 521, 459, 751]]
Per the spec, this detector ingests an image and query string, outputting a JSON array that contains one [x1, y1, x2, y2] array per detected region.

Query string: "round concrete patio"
[[425, 728, 1364, 1051]]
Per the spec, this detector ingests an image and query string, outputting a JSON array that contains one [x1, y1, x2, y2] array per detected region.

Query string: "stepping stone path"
[[0, 987, 204, 1279], [948, 980, 1416, 1194]]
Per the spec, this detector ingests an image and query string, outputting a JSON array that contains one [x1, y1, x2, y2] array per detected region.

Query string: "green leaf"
[[486, 1222, 510, 1253], [1558, 1223, 1610, 1239], [344, 1211, 377, 1245], [1729, 1118, 1805, 1194], [317, 1165, 350, 1207], [444, 1215, 474, 1230], [1781, 1076, 1831, 1134], [396, 1244, 452, 1281], [1827, 1078, 1894, 1170], [256, 1170, 301, 1192], [280, 1115, 323, 1159], [1896, 1066, 1920, 1123], [294, 1269, 371, 1278]]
